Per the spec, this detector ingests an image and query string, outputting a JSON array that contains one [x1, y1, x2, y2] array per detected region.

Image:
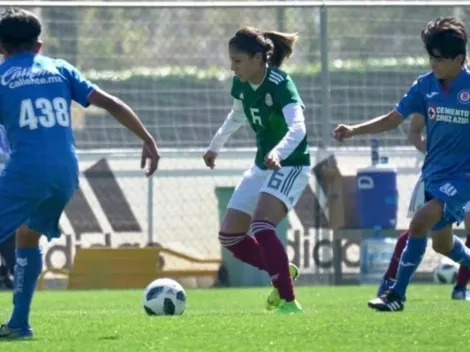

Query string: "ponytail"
[[264, 31, 298, 67]]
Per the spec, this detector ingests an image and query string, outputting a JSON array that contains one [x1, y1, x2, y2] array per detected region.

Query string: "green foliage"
[[83, 56, 428, 84]]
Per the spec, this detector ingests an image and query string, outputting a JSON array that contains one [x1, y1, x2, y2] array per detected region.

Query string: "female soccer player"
[[0, 8, 159, 339], [203, 27, 310, 314], [335, 17, 470, 312], [377, 114, 470, 300]]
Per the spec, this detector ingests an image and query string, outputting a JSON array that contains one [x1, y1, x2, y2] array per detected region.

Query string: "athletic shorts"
[[0, 162, 78, 244], [227, 165, 310, 216], [407, 174, 470, 230]]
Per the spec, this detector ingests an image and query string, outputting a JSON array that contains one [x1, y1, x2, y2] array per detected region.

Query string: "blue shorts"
[[425, 179, 470, 230], [0, 163, 78, 244]]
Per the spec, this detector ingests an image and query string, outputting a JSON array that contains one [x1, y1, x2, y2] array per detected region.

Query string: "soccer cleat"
[[376, 277, 396, 297], [276, 300, 303, 314], [266, 263, 299, 310], [0, 324, 33, 339], [451, 286, 470, 300], [368, 290, 405, 312]]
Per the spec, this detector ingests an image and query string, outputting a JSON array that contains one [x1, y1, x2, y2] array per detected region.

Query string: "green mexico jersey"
[[231, 66, 310, 169]]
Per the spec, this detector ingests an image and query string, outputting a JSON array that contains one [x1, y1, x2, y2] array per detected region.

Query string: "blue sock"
[[7, 247, 42, 329], [446, 235, 470, 268], [392, 236, 427, 298]]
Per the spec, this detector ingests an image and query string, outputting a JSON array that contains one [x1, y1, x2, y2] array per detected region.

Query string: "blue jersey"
[[0, 52, 96, 243], [396, 67, 470, 183], [0, 52, 95, 170], [0, 124, 9, 156]]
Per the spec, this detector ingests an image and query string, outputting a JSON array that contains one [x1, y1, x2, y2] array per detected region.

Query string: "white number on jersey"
[[249, 108, 263, 127], [19, 97, 70, 130]]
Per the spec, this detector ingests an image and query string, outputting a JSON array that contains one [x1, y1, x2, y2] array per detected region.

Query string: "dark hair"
[[228, 27, 298, 68], [0, 7, 41, 53], [421, 17, 467, 62]]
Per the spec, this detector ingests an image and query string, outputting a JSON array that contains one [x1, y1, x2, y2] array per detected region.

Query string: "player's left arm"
[[87, 88, 159, 176], [269, 78, 306, 162], [270, 103, 306, 161], [60, 60, 159, 176]]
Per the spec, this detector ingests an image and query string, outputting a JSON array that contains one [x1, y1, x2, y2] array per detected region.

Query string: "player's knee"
[[431, 227, 453, 254], [432, 239, 453, 254], [409, 199, 444, 236], [252, 193, 287, 225], [218, 232, 246, 249], [220, 208, 251, 234], [408, 218, 427, 237], [16, 226, 41, 248]]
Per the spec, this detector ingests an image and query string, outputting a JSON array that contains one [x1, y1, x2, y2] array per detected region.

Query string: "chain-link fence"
[[15, 1, 466, 283], [20, 1, 465, 149]]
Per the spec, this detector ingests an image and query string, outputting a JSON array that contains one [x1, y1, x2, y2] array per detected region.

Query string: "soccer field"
[[0, 285, 466, 351]]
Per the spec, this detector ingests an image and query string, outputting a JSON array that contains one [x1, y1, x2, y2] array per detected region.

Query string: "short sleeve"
[[56, 59, 97, 107], [395, 78, 426, 118], [273, 76, 305, 110]]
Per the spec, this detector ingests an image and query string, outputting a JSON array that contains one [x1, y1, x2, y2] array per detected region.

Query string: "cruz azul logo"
[[458, 89, 470, 104], [428, 105, 469, 124]]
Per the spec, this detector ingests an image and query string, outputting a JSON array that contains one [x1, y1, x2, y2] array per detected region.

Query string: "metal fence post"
[[318, 4, 332, 281], [147, 175, 154, 244], [319, 4, 331, 148]]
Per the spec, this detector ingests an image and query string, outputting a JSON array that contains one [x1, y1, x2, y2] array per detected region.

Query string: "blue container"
[[356, 165, 398, 229], [360, 230, 397, 284]]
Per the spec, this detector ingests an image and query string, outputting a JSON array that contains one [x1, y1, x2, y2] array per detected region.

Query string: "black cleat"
[[368, 290, 405, 312]]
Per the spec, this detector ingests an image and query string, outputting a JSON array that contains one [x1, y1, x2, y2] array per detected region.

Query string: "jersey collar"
[[437, 66, 469, 93], [249, 65, 269, 91], [3, 51, 36, 63]]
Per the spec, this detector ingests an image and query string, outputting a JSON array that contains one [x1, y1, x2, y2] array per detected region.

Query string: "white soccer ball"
[[143, 278, 186, 316], [433, 262, 458, 284]]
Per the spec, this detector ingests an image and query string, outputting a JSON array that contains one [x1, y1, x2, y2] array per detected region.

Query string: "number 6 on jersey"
[[19, 97, 70, 129]]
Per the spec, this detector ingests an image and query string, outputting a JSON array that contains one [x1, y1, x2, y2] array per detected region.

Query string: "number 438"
[[19, 97, 70, 129]]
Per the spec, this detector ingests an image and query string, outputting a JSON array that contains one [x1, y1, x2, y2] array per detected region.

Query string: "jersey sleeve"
[[56, 59, 97, 108], [273, 76, 305, 110], [207, 99, 246, 153], [394, 78, 426, 118]]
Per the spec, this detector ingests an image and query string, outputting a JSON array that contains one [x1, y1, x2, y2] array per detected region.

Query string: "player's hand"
[[203, 150, 218, 169], [141, 138, 160, 177], [333, 124, 355, 142], [264, 151, 281, 171]]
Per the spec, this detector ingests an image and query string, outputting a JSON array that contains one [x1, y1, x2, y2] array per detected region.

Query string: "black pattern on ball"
[[163, 298, 176, 315], [176, 290, 186, 302], [146, 286, 164, 301], [144, 306, 156, 316], [436, 272, 447, 283]]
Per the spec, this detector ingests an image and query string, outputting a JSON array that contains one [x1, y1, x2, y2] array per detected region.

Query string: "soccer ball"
[[433, 262, 458, 284], [143, 278, 186, 316]]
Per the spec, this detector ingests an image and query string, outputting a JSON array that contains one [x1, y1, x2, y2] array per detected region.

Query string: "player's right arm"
[[408, 114, 426, 153], [334, 77, 426, 141], [203, 99, 246, 169]]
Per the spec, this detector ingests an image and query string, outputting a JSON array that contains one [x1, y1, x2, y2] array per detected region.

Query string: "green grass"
[[0, 285, 467, 351]]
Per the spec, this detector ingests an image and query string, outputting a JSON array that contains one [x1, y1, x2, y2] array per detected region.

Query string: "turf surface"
[[0, 285, 467, 351]]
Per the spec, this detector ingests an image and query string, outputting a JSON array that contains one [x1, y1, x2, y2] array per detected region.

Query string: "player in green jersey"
[[203, 27, 311, 314]]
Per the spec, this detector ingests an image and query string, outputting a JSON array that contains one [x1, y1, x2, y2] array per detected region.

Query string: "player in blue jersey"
[[334, 17, 470, 312], [376, 114, 470, 301], [0, 7, 160, 338], [0, 124, 14, 290]]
